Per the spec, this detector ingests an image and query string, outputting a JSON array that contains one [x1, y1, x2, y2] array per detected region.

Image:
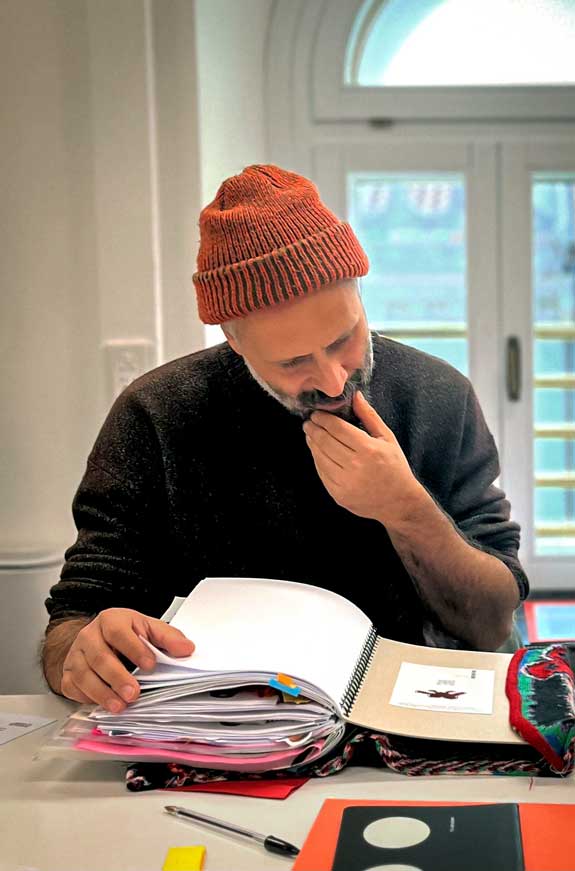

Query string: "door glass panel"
[[532, 178, 575, 556], [348, 173, 467, 374]]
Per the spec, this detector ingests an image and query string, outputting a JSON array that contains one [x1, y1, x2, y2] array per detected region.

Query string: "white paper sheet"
[[160, 596, 186, 623], [139, 576, 373, 714], [390, 662, 495, 715]]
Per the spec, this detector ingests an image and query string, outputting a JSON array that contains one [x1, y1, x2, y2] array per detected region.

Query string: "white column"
[[0, 0, 103, 565]]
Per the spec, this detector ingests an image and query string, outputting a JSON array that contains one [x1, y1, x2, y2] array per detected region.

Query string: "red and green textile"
[[506, 644, 575, 775]]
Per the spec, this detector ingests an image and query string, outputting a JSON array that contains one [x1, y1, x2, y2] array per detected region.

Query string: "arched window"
[[347, 0, 575, 87], [290, 0, 575, 122]]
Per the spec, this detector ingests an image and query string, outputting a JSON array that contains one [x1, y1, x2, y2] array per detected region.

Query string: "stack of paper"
[[81, 685, 345, 770], [72, 575, 370, 770]]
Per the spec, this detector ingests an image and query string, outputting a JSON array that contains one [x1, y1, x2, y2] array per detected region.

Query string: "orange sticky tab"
[[162, 845, 206, 871], [270, 673, 301, 696]]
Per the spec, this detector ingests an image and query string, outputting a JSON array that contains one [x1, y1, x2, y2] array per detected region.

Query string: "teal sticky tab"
[[269, 678, 301, 697]]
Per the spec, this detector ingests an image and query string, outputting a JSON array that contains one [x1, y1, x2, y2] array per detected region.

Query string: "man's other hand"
[[57, 609, 194, 712], [303, 390, 425, 528]]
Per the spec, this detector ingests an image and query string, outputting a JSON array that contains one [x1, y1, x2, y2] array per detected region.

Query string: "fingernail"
[[121, 685, 136, 701], [108, 699, 123, 713], [141, 657, 155, 670]]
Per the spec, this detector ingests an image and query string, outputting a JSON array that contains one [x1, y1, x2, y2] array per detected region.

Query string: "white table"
[[1, 695, 574, 871]]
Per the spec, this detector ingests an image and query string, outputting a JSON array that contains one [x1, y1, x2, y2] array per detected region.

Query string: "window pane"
[[535, 488, 572, 525], [536, 538, 575, 557], [532, 177, 575, 556], [401, 338, 467, 372], [534, 389, 575, 424], [349, 174, 467, 375], [535, 339, 575, 373], [350, 0, 575, 86], [535, 438, 571, 474]]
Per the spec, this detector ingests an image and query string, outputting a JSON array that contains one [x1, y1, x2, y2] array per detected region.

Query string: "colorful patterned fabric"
[[506, 643, 575, 775]]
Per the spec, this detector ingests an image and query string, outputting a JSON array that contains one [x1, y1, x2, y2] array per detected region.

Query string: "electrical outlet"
[[104, 339, 155, 402]]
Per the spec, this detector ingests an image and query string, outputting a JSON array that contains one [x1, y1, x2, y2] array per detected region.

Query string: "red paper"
[[161, 777, 308, 799]]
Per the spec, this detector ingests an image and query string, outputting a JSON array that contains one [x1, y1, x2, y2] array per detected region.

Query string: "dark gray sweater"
[[46, 334, 528, 645]]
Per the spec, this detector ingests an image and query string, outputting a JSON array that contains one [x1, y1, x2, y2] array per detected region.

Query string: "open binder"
[[145, 576, 523, 745], [46, 576, 528, 769]]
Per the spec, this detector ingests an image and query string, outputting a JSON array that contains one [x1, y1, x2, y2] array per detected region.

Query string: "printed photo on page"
[[390, 662, 495, 714]]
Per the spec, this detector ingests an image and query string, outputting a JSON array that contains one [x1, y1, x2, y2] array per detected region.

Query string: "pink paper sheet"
[[74, 738, 325, 772]]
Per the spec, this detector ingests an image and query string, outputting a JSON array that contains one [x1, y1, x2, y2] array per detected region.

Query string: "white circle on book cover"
[[363, 816, 431, 849], [365, 866, 423, 871]]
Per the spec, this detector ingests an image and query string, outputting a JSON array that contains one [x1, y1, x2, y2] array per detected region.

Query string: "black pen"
[[164, 804, 300, 857]]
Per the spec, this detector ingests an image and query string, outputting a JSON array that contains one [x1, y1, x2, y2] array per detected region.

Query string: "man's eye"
[[281, 359, 302, 370], [329, 335, 350, 352]]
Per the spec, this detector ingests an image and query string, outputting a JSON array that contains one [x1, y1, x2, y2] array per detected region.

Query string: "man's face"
[[225, 280, 373, 420]]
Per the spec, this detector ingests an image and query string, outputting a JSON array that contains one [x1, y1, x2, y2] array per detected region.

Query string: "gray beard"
[[244, 334, 374, 421]]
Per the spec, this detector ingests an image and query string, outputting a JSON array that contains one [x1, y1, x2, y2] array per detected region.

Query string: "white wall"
[[1, 0, 104, 692], [1, 0, 273, 693], [195, 0, 272, 345], [1, 0, 102, 565], [195, 0, 271, 202], [0, 0, 205, 692], [152, 0, 205, 363]]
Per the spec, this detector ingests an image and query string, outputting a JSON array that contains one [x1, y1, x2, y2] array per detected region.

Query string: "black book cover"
[[331, 803, 524, 871]]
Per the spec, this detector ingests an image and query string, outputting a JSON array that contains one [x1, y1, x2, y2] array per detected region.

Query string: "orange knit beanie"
[[193, 164, 369, 324]]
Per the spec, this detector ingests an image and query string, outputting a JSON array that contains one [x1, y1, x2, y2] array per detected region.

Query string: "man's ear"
[[221, 323, 241, 356]]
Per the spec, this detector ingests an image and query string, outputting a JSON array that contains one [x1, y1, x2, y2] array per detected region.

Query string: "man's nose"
[[312, 359, 348, 397]]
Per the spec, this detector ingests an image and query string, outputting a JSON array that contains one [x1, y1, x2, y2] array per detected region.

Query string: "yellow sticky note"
[[162, 845, 206, 871]]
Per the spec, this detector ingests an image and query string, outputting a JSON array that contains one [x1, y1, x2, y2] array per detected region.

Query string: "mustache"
[[297, 369, 364, 410]]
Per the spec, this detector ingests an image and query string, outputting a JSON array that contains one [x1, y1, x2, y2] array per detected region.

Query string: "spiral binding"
[[340, 624, 379, 716]]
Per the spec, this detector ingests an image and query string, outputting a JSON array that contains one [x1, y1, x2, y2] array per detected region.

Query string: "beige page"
[[347, 637, 525, 745]]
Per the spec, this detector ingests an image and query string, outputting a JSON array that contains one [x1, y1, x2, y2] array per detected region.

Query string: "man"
[[42, 164, 528, 715]]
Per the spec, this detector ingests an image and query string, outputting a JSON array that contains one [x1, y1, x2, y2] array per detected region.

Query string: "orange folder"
[[519, 803, 575, 871], [292, 799, 575, 871]]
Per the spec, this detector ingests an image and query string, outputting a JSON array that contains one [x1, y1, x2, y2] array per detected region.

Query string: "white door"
[[314, 135, 575, 589], [501, 142, 575, 589]]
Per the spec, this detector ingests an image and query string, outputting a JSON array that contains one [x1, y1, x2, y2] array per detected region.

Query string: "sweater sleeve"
[[445, 382, 529, 601], [45, 391, 173, 626]]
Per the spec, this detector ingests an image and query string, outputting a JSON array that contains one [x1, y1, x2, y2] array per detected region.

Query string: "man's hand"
[[303, 390, 425, 528], [44, 609, 194, 712]]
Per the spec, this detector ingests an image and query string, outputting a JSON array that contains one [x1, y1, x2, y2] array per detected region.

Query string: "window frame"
[[309, 0, 575, 123]]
